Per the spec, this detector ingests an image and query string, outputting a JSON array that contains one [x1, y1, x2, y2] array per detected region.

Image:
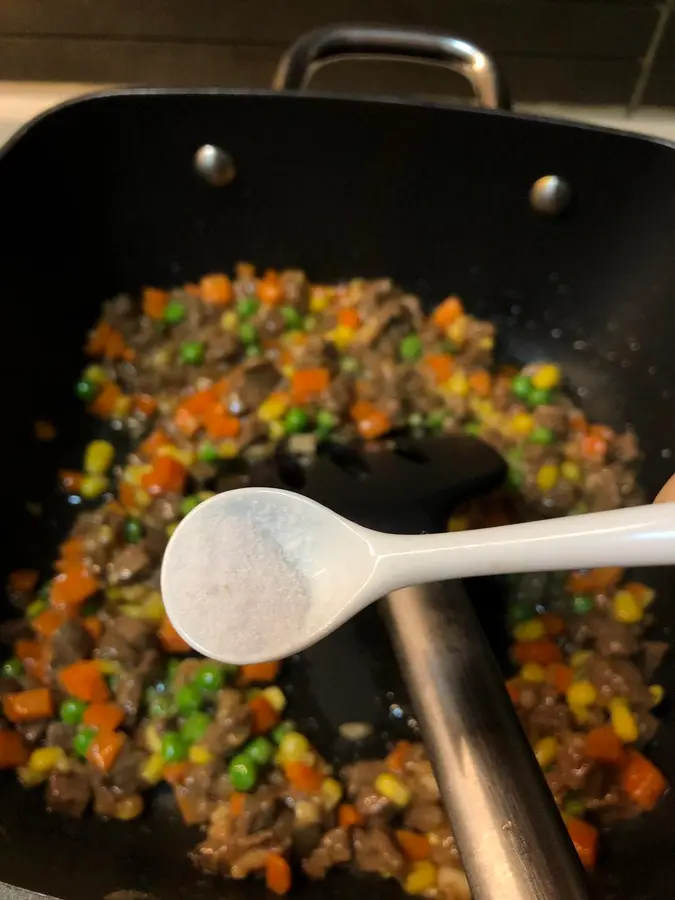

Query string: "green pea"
[[26, 597, 49, 619], [508, 602, 535, 626], [511, 374, 531, 400], [426, 410, 446, 432], [303, 315, 317, 332], [236, 297, 260, 320], [563, 794, 586, 818], [271, 720, 295, 744], [572, 594, 594, 616], [245, 736, 274, 766], [148, 691, 176, 719], [180, 495, 201, 517], [60, 698, 88, 726], [181, 711, 212, 744], [506, 447, 524, 464], [194, 662, 225, 693], [463, 422, 482, 437], [175, 683, 202, 715], [245, 344, 262, 358], [315, 410, 337, 439], [1, 657, 24, 679], [281, 306, 304, 330], [283, 408, 309, 434], [72, 726, 97, 758], [161, 730, 189, 763], [238, 322, 258, 346], [163, 301, 186, 325], [340, 356, 360, 374], [124, 517, 144, 544], [198, 442, 220, 463], [528, 387, 552, 407], [508, 467, 524, 488], [180, 341, 205, 365], [75, 379, 100, 403], [229, 753, 258, 791], [166, 658, 181, 684], [529, 426, 554, 445], [399, 334, 423, 362]]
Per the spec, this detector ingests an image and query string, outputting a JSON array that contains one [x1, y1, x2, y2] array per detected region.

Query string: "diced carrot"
[[238, 661, 281, 684], [338, 803, 364, 829], [32, 609, 64, 639], [291, 368, 331, 403], [580, 433, 608, 462], [265, 852, 292, 896], [102, 328, 127, 361], [86, 321, 113, 356], [83, 616, 104, 641], [59, 470, 84, 494], [84, 702, 126, 732], [566, 568, 624, 595], [3, 688, 53, 722], [58, 660, 110, 703], [179, 386, 218, 416], [423, 353, 455, 385], [505, 677, 521, 703], [620, 749, 667, 810], [118, 482, 139, 511], [58, 536, 85, 563], [585, 726, 624, 764], [173, 406, 200, 437], [338, 308, 360, 329], [512, 639, 563, 666], [350, 401, 392, 440], [257, 272, 284, 306], [385, 740, 412, 773], [568, 411, 587, 433], [14, 639, 43, 662], [134, 393, 158, 417], [623, 582, 655, 607], [138, 428, 171, 458], [230, 791, 246, 817], [175, 782, 206, 824], [89, 382, 122, 418], [283, 761, 323, 792], [141, 456, 187, 496], [202, 405, 241, 440], [142, 287, 169, 320], [248, 695, 280, 735], [8, 569, 39, 593], [468, 369, 492, 397], [164, 761, 189, 784], [432, 296, 464, 330], [539, 613, 565, 637], [395, 829, 432, 861], [200, 274, 233, 305], [588, 423, 614, 442], [545, 663, 575, 695], [565, 815, 599, 868], [50, 567, 100, 612], [158, 616, 191, 653], [183, 282, 201, 297], [87, 728, 125, 772], [0, 731, 29, 768]]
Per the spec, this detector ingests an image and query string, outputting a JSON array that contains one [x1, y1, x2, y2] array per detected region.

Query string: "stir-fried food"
[[1, 265, 667, 896]]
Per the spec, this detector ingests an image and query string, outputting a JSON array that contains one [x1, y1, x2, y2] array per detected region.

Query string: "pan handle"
[[272, 24, 510, 110]]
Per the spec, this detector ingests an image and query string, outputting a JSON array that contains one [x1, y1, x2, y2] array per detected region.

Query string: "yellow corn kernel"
[[277, 731, 311, 764], [404, 861, 438, 895], [80, 475, 110, 499], [220, 310, 238, 331], [521, 662, 546, 683], [189, 744, 214, 765], [218, 440, 239, 459], [261, 686, 286, 713], [531, 364, 561, 391], [650, 684, 664, 706], [118, 583, 149, 602], [627, 583, 656, 609], [258, 394, 290, 423], [28, 746, 67, 775], [320, 777, 344, 810], [97, 659, 121, 675], [510, 412, 534, 437], [536, 464, 559, 492], [560, 460, 581, 483], [295, 799, 321, 826], [566, 680, 597, 708], [83, 364, 108, 384], [570, 650, 591, 669], [444, 372, 469, 397], [139, 591, 165, 622], [141, 752, 165, 785], [609, 697, 639, 743], [166, 523, 178, 538], [570, 704, 589, 725], [280, 364, 296, 380], [113, 395, 134, 419], [534, 736, 559, 768], [447, 315, 468, 346], [115, 794, 144, 820], [310, 289, 332, 313], [156, 445, 195, 467], [84, 439, 115, 476], [447, 515, 468, 532], [268, 421, 285, 442], [328, 325, 355, 350], [125, 464, 152, 486], [18, 766, 45, 787], [144, 724, 163, 754], [612, 589, 643, 624], [374, 772, 411, 807], [513, 618, 546, 642], [152, 348, 172, 369]]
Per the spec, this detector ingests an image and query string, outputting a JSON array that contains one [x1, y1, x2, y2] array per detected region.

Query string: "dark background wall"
[[0, 0, 673, 106]]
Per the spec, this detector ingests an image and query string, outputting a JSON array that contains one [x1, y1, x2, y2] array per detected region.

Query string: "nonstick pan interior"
[[2, 89, 675, 900]]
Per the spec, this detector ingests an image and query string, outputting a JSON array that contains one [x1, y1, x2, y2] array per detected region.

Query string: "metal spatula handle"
[[385, 582, 589, 900]]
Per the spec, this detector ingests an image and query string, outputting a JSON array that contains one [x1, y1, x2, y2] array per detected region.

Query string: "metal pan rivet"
[[194, 144, 236, 186], [530, 175, 570, 216]]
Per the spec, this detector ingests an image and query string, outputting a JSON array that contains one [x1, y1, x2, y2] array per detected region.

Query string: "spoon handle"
[[375, 502, 675, 589]]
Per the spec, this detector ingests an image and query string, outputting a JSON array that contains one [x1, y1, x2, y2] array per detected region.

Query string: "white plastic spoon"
[[161, 487, 675, 664]]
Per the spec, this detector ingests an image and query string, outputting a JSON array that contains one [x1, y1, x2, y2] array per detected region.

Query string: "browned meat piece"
[[16, 719, 48, 744], [116, 649, 161, 723], [142, 494, 183, 530], [569, 613, 639, 657], [611, 431, 640, 463], [97, 616, 154, 669], [302, 827, 352, 879], [437, 864, 471, 900], [46, 771, 91, 817], [584, 654, 651, 706], [0, 676, 24, 694], [229, 361, 281, 411], [546, 733, 594, 796], [174, 764, 217, 825], [51, 619, 95, 669], [428, 826, 461, 867], [107, 544, 151, 585], [643, 640, 669, 679], [341, 760, 393, 817], [93, 784, 119, 817], [205, 331, 239, 363], [353, 826, 405, 877], [322, 374, 353, 416], [230, 848, 272, 879], [457, 319, 495, 367], [280, 269, 310, 312], [584, 468, 622, 512], [525, 684, 571, 736], [533, 405, 569, 435], [203, 688, 251, 754], [45, 722, 75, 750], [404, 803, 445, 832], [257, 308, 286, 339]]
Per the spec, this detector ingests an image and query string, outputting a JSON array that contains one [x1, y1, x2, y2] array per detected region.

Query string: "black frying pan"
[[1, 23, 675, 900]]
